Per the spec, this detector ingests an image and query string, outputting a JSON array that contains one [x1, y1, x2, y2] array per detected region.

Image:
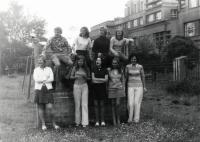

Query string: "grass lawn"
[[0, 75, 200, 142]]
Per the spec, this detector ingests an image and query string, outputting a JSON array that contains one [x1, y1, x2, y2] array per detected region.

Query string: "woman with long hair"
[[109, 28, 133, 65], [72, 27, 92, 67], [108, 57, 125, 125], [92, 57, 108, 126], [125, 53, 147, 123], [70, 55, 90, 127]]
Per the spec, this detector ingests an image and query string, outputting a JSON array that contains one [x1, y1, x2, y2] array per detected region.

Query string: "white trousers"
[[73, 83, 89, 126], [127, 87, 143, 122]]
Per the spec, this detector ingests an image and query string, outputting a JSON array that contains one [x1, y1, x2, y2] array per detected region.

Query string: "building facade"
[[90, 0, 200, 49]]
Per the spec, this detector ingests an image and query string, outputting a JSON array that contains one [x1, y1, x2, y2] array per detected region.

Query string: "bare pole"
[[21, 56, 30, 93], [27, 53, 33, 101]]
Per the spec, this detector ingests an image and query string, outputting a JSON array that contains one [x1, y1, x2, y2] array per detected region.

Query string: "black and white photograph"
[[0, 0, 200, 141]]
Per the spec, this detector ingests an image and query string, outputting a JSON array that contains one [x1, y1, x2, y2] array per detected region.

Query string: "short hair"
[[54, 27, 62, 34], [99, 26, 107, 35], [128, 53, 138, 63], [79, 27, 89, 38]]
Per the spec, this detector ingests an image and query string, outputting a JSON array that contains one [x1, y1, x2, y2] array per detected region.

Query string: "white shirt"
[[33, 66, 54, 90], [73, 36, 92, 51]]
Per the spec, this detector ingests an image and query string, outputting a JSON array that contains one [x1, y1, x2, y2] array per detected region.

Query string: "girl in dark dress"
[[92, 57, 108, 126]]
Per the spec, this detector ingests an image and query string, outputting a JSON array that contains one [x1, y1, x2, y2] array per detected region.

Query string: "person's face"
[[80, 28, 87, 36], [112, 59, 118, 68], [116, 30, 123, 38], [38, 58, 45, 67], [100, 29, 106, 37], [131, 56, 137, 65], [54, 29, 62, 37], [78, 59, 84, 67], [106, 33, 111, 39], [96, 58, 102, 66]]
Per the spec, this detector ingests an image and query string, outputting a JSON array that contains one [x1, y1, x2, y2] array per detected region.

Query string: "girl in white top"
[[72, 27, 92, 67], [33, 56, 59, 130]]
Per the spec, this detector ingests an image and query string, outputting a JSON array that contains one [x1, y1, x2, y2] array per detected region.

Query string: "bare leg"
[[116, 98, 121, 125], [111, 99, 116, 125], [38, 104, 46, 129], [46, 103, 59, 129]]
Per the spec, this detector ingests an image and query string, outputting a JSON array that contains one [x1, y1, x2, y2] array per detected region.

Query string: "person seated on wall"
[[72, 27, 92, 69], [109, 28, 134, 66], [92, 27, 111, 69], [42, 27, 73, 69], [42, 27, 73, 89]]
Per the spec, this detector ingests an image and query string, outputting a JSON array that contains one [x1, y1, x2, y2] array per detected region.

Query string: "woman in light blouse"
[[72, 27, 92, 67], [33, 56, 59, 130]]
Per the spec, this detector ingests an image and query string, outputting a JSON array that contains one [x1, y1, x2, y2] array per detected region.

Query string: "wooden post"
[[27, 55, 33, 101], [22, 56, 30, 92]]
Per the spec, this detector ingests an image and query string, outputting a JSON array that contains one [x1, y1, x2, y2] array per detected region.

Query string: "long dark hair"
[[79, 27, 89, 38], [74, 55, 89, 74]]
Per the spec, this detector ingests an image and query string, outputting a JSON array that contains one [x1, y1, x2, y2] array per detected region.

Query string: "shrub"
[[166, 80, 200, 96]]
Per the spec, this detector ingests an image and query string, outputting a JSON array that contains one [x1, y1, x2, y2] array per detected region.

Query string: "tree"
[[0, 1, 46, 44], [164, 36, 199, 69], [0, 1, 47, 74]]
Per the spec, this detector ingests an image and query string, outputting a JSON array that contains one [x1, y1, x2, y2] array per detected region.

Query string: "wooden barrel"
[[53, 90, 75, 126]]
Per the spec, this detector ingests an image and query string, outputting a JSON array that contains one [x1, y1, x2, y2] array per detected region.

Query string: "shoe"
[[42, 125, 47, 131], [95, 122, 99, 127], [101, 122, 106, 126], [53, 124, 60, 130], [82, 125, 87, 128]]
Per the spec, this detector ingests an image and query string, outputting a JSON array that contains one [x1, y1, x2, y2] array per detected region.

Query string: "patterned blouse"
[[45, 36, 70, 53]]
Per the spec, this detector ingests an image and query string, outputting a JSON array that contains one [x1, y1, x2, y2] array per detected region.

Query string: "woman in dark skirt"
[[33, 56, 59, 130], [92, 57, 108, 126]]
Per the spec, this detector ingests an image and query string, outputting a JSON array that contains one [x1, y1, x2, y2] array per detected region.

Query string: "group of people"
[[33, 26, 147, 130]]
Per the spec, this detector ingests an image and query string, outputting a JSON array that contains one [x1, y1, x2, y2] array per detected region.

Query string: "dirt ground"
[[0, 75, 200, 142]]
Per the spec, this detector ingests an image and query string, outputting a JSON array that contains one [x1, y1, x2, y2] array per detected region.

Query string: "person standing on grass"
[[92, 57, 108, 126], [108, 58, 125, 125], [125, 53, 147, 123], [33, 56, 60, 130], [72, 27, 92, 68], [70, 55, 90, 128]]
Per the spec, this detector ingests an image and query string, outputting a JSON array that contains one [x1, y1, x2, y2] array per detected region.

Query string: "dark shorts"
[[34, 85, 54, 104], [92, 83, 107, 100]]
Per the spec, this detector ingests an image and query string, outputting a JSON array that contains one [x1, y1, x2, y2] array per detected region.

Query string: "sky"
[[0, 0, 128, 44]]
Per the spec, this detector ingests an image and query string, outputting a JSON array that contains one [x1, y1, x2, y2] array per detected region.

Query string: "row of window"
[[185, 20, 200, 37], [189, 0, 200, 8], [117, 11, 162, 30]]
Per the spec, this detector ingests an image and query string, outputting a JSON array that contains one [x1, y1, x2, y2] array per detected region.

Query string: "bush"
[[166, 80, 200, 96]]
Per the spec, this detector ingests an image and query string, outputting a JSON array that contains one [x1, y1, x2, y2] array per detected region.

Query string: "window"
[[185, 21, 199, 37], [140, 1, 144, 11], [147, 14, 154, 23], [171, 9, 178, 18], [133, 19, 138, 27], [155, 11, 161, 20], [189, 0, 199, 8], [139, 17, 144, 25], [127, 22, 131, 29]]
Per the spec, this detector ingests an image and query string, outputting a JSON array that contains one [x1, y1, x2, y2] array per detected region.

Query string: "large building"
[[90, 0, 200, 49]]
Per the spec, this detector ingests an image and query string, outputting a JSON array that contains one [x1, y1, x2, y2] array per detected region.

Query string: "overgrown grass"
[[166, 80, 200, 96]]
